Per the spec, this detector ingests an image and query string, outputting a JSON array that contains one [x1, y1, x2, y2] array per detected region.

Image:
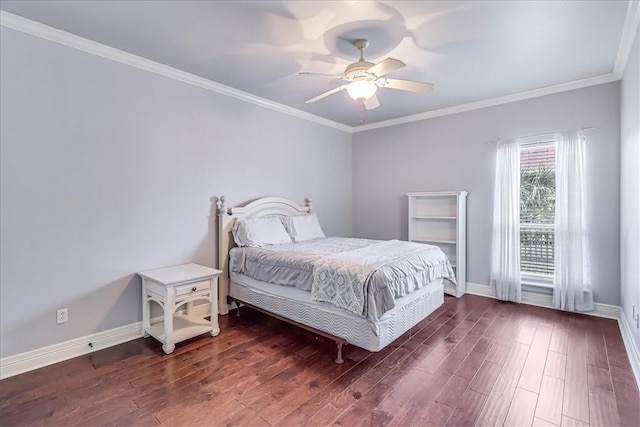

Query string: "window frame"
[[519, 134, 556, 286]]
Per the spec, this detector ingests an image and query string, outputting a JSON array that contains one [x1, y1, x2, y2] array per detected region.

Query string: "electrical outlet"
[[57, 308, 68, 324]]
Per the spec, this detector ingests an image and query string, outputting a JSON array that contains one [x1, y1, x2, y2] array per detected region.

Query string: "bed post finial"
[[305, 198, 313, 213], [219, 195, 227, 215]]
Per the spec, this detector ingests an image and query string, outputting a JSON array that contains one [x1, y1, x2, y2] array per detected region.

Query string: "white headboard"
[[216, 196, 313, 314]]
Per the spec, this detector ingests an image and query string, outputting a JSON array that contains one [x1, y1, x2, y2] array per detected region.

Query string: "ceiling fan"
[[301, 39, 434, 111]]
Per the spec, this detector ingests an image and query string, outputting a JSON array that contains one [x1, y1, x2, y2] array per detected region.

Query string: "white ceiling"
[[0, 1, 634, 129]]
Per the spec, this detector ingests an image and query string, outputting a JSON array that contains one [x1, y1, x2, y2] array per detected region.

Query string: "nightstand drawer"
[[175, 280, 210, 296]]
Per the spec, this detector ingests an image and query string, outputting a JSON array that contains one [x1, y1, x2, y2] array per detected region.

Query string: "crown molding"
[[614, 0, 640, 77], [0, 11, 352, 134], [0, 8, 631, 135], [353, 73, 620, 133]]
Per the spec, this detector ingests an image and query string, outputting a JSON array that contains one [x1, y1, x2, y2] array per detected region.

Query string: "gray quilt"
[[312, 239, 454, 316], [230, 237, 455, 321]]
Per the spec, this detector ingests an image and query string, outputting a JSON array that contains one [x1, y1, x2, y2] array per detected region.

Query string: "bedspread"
[[312, 240, 453, 316], [230, 237, 455, 321]]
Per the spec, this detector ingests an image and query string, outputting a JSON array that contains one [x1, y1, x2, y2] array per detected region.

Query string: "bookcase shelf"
[[407, 191, 467, 297]]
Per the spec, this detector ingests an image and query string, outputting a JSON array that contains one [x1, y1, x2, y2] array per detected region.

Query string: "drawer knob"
[[191, 286, 197, 292]]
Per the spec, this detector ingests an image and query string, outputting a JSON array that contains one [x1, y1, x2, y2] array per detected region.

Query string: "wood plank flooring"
[[1, 294, 638, 426]]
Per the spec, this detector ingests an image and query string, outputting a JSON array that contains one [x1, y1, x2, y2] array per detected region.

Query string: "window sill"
[[521, 274, 553, 289]]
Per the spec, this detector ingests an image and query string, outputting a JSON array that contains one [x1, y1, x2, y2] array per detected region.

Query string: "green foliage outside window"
[[520, 165, 555, 275], [520, 166, 555, 224]]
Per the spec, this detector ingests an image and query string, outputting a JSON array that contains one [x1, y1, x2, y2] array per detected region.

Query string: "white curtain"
[[554, 130, 594, 311], [490, 139, 521, 303]]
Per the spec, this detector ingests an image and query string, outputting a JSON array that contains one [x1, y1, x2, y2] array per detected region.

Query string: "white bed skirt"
[[229, 273, 444, 352]]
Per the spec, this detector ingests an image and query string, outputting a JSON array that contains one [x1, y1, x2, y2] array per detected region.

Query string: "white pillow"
[[232, 217, 292, 247], [282, 213, 326, 242]]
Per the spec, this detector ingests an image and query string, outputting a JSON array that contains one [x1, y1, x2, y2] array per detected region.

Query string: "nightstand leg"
[[141, 281, 150, 338], [162, 342, 175, 354], [210, 279, 220, 337], [163, 302, 175, 354]]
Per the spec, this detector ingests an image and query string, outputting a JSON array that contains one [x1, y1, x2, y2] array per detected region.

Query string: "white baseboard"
[[619, 307, 640, 388], [0, 322, 142, 380], [0, 303, 212, 380], [466, 282, 639, 388], [466, 282, 620, 318], [2, 293, 638, 389]]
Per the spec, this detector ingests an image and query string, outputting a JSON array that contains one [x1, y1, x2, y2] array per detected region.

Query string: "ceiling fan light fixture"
[[302, 38, 433, 110], [346, 80, 377, 102]]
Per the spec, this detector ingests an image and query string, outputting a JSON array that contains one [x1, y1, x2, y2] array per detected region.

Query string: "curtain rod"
[[487, 127, 596, 145]]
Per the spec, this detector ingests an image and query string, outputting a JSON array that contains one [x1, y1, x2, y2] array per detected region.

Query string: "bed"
[[217, 196, 453, 363]]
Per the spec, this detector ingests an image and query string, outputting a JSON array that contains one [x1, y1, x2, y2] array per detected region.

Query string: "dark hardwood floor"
[[1, 294, 638, 426]]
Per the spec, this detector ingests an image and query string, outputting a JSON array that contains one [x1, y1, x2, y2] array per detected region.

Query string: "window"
[[520, 135, 555, 281]]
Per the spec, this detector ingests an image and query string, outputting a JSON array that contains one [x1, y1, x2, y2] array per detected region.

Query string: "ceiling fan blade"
[[367, 58, 405, 77], [363, 94, 380, 110], [305, 85, 348, 103], [299, 72, 344, 79], [378, 78, 434, 93]]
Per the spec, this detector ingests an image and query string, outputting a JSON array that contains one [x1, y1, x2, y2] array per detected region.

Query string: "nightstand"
[[139, 263, 221, 354]]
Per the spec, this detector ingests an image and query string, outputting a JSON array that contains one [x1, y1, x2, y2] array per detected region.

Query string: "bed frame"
[[216, 196, 444, 363]]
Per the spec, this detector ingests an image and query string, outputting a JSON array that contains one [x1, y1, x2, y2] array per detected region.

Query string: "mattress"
[[230, 272, 445, 352], [230, 237, 454, 321]]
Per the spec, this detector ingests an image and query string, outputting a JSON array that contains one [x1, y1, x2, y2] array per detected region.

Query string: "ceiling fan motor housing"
[[344, 61, 376, 81], [345, 39, 376, 81]]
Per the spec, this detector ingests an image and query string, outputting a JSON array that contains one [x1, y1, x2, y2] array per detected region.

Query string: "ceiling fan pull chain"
[[359, 102, 364, 125]]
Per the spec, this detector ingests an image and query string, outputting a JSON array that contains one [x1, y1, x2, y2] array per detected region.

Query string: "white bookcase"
[[407, 191, 468, 297]]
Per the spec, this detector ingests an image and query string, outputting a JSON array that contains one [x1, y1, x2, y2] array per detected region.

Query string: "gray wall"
[[0, 21, 631, 362], [620, 27, 639, 358], [0, 27, 352, 358], [353, 82, 621, 306]]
